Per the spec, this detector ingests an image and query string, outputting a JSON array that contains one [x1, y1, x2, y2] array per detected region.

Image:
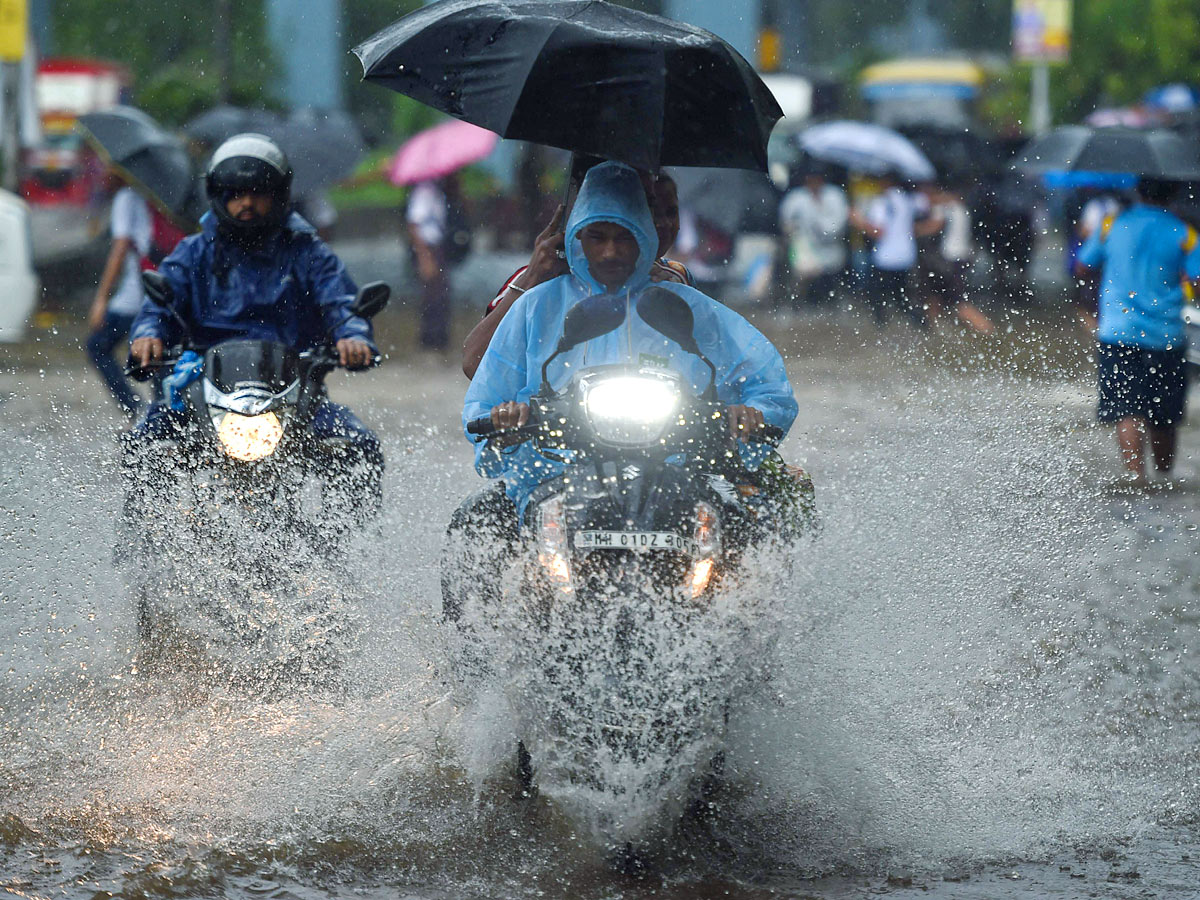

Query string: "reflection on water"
[[2, 318, 1199, 898]]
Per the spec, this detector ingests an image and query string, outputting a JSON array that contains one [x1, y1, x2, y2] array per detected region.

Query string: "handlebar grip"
[[123, 357, 178, 379], [467, 416, 496, 436], [761, 424, 784, 443]]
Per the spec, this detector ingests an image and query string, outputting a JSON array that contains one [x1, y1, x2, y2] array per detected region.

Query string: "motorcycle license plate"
[[573, 531, 698, 555]]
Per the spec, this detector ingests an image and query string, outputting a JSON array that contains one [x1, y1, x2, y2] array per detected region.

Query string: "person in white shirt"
[[406, 177, 451, 351], [86, 174, 153, 416], [917, 183, 994, 335], [779, 167, 848, 307], [850, 171, 939, 328]]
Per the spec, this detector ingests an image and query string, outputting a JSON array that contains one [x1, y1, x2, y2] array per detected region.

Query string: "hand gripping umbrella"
[[353, 0, 783, 173], [77, 106, 199, 229]]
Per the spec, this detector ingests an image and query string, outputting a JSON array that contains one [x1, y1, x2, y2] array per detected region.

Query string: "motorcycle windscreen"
[[204, 339, 300, 393]]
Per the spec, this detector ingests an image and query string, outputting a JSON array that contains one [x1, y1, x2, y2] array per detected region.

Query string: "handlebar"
[[466, 416, 538, 437], [467, 414, 783, 445], [124, 345, 380, 379]]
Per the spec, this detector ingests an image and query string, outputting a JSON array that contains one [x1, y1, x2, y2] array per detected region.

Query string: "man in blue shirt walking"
[[1077, 178, 1200, 481]]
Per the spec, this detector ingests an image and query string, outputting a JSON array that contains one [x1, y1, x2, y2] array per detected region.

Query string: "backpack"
[[442, 200, 473, 268], [140, 206, 190, 270]]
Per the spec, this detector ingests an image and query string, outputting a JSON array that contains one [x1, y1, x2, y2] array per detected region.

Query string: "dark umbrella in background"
[[76, 106, 199, 228], [1015, 126, 1200, 179], [353, 0, 782, 172], [670, 167, 781, 235], [184, 106, 367, 195]]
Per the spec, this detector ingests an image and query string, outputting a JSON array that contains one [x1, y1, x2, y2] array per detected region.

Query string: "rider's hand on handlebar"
[[130, 337, 164, 368], [489, 401, 531, 446], [336, 338, 374, 370], [726, 404, 765, 440]]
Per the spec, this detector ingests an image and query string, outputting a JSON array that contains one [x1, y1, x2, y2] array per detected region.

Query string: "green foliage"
[[1054, 0, 1200, 121], [50, 0, 276, 126], [341, 0, 425, 142]]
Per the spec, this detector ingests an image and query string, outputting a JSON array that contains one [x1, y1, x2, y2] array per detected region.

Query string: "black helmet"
[[206, 133, 292, 243]]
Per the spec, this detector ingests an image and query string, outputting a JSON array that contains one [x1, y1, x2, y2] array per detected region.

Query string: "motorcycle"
[[444, 287, 814, 854], [119, 271, 390, 678]]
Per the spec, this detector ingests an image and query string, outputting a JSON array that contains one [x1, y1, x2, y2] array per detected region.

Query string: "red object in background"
[[139, 207, 189, 270], [20, 57, 131, 208]]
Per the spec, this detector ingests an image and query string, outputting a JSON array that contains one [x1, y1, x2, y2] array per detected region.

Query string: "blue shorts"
[[1097, 341, 1188, 427]]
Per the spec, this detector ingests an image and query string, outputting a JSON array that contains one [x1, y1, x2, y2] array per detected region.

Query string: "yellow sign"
[[0, 0, 26, 63], [758, 27, 782, 73], [1013, 0, 1072, 64]]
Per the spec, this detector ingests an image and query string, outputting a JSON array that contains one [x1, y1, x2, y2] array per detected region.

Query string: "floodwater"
[[3, 308, 1200, 899]]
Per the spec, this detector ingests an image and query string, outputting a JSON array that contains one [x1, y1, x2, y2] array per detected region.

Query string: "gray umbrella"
[[185, 106, 366, 195], [77, 106, 198, 227], [1016, 126, 1200, 179]]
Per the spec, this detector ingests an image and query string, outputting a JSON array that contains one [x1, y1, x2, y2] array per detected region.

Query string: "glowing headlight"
[[583, 376, 680, 445], [213, 410, 284, 462]]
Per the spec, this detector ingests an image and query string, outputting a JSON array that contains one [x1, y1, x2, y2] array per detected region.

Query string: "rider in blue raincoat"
[[125, 134, 382, 510], [462, 160, 798, 519]]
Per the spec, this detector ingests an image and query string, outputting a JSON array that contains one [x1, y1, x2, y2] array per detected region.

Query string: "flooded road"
[[3, 307, 1200, 898]]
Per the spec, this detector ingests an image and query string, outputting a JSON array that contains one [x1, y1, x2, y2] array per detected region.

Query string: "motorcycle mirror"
[[636, 287, 700, 355], [557, 294, 626, 353], [636, 286, 718, 397], [351, 281, 390, 320], [141, 270, 173, 308], [540, 294, 626, 392]]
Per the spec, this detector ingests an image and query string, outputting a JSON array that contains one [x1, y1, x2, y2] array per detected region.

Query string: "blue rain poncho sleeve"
[[463, 288, 543, 479], [698, 295, 798, 432]]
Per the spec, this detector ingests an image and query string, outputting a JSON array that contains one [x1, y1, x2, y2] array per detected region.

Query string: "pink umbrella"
[[388, 119, 499, 186]]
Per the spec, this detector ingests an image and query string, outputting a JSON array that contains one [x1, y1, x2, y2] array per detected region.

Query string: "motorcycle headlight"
[[212, 410, 284, 462], [583, 375, 680, 446]]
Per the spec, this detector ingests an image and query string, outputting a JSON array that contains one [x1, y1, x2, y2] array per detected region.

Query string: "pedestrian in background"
[[1076, 177, 1199, 483], [406, 175, 461, 354], [918, 182, 994, 334], [86, 170, 152, 418], [850, 170, 937, 328], [778, 164, 848, 309]]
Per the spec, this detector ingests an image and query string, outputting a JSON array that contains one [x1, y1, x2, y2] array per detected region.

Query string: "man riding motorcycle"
[[124, 133, 383, 514], [457, 160, 798, 541]]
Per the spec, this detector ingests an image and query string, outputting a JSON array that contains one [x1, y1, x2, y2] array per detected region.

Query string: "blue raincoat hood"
[[565, 161, 657, 295]]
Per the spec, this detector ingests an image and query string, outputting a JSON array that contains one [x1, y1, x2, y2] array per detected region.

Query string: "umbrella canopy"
[[1015, 126, 1200, 180], [184, 106, 366, 195], [353, 0, 782, 172], [77, 106, 198, 227], [670, 166, 780, 235], [389, 119, 498, 186], [798, 121, 936, 181]]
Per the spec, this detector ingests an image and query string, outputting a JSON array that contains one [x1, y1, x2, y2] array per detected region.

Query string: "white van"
[[0, 189, 40, 342]]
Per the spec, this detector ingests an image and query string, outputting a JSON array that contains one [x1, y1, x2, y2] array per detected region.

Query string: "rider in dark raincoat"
[[125, 134, 382, 512]]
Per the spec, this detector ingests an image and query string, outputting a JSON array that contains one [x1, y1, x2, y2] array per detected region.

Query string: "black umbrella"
[[184, 105, 366, 196], [670, 166, 781, 235], [353, 0, 782, 172], [77, 106, 198, 227], [1015, 125, 1200, 180]]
